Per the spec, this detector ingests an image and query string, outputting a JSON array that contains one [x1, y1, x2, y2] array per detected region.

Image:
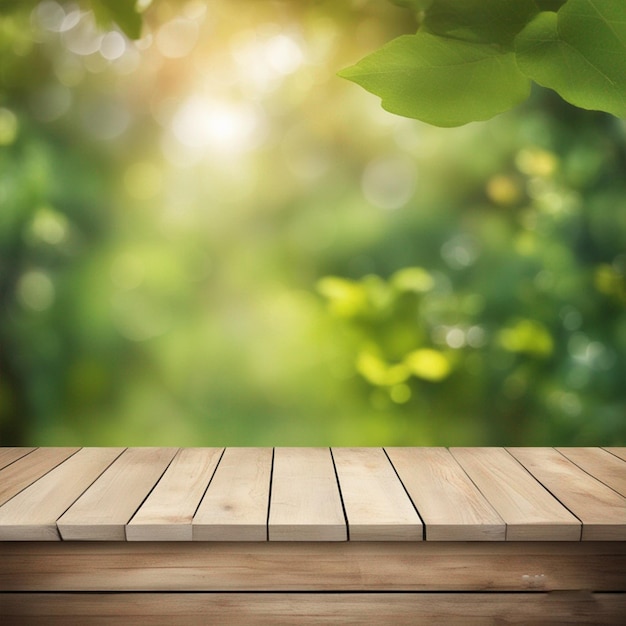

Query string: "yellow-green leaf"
[[317, 277, 368, 318], [357, 351, 410, 386], [498, 319, 554, 357], [405, 348, 452, 381], [340, 33, 530, 127], [391, 267, 434, 293]]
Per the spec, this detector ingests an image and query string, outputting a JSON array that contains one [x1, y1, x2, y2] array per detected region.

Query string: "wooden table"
[[1, 446, 625, 624]]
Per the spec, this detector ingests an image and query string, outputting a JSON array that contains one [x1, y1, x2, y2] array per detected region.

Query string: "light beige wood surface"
[[3, 448, 625, 625], [0, 448, 36, 471], [127, 448, 223, 541], [605, 448, 626, 463], [57, 447, 178, 540], [508, 447, 626, 541], [193, 447, 272, 541], [385, 447, 504, 540], [3, 592, 625, 625], [451, 447, 581, 540], [1, 541, 624, 592], [268, 447, 346, 541], [558, 447, 626, 498], [0, 447, 624, 542], [0, 448, 124, 541], [0, 447, 79, 507], [332, 447, 422, 540]]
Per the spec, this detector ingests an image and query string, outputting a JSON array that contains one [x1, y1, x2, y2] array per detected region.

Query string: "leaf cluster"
[[340, 0, 626, 126], [318, 269, 456, 390]]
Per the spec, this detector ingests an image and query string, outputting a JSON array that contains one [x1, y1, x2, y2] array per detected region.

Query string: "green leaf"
[[498, 319, 554, 357], [423, 0, 538, 47], [91, 0, 143, 40], [404, 348, 452, 381], [339, 32, 531, 127], [317, 277, 368, 318], [391, 267, 434, 293], [515, 2, 626, 118], [535, 0, 567, 11], [356, 350, 410, 387]]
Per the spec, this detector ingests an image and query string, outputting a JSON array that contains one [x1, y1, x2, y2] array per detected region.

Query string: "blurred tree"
[[0, 0, 624, 447], [319, 88, 626, 444]]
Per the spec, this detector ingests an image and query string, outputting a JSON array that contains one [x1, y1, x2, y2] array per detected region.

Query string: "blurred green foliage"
[[0, 1, 624, 446]]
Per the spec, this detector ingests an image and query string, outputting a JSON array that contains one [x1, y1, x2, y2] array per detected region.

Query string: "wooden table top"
[[0, 447, 624, 542]]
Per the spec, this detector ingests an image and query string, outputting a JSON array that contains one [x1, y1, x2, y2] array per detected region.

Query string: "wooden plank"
[[604, 447, 626, 463], [508, 447, 626, 541], [2, 592, 625, 625], [193, 447, 272, 541], [0, 448, 124, 541], [0, 448, 36, 471], [0, 447, 79, 507], [127, 448, 223, 541], [1, 541, 625, 592], [268, 447, 346, 541], [451, 447, 581, 541], [57, 447, 178, 540], [331, 447, 422, 540], [385, 447, 504, 540], [558, 448, 626, 498]]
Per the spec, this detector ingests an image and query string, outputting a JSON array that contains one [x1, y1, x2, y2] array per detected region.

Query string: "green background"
[[1, 0, 624, 446]]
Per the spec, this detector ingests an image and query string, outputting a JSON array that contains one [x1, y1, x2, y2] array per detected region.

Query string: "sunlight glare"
[[170, 96, 265, 156]]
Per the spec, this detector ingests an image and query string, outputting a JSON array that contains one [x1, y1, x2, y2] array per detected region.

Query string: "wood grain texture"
[[0, 448, 79, 507], [385, 447, 504, 540], [57, 448, 178, 540], [0, 448, 36, 471], [451, 447, 581, 541], [269, 447, 346, 541], [2, 592, 625, 625], [127, 448, 223, 541], [0, 448, 124, 541], [558, 448, 626, 498], [3, 541, 624, 592], [508, 447, 626, 541], [331, 447, 422, 540], [193, 447, 272, 541]]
